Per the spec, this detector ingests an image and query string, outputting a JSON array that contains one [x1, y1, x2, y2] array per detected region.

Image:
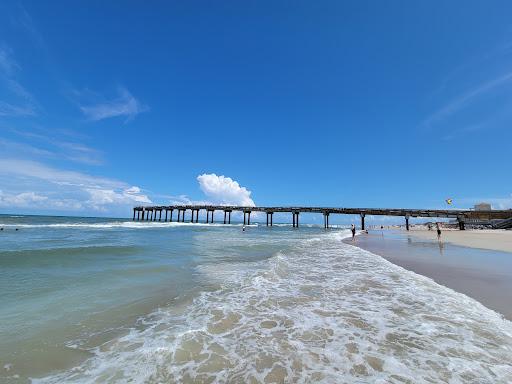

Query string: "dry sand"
[[409, 228, 512, 253]]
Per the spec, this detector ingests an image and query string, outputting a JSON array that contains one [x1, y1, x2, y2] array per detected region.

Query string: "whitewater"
[[0, 216, 511, 383]]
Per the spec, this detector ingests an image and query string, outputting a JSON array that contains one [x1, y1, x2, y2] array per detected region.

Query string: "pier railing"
[[132, 205, 512, 230]]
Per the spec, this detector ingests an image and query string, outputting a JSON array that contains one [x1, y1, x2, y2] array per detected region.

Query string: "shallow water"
[[1, 215, 511, 383], [352, 230, 512, 320]]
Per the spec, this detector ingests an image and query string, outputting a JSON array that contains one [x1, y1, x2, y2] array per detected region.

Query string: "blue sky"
[[1, 1, 512, 219]]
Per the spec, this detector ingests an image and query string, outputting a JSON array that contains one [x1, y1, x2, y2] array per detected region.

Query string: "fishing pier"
[[132, 205, 512, 230]]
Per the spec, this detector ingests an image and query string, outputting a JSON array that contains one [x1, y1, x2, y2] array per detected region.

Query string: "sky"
[[1, 0, 512, 220]]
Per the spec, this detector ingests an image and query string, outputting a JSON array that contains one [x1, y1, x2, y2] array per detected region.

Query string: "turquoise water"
[[1, 215, 512, 383]]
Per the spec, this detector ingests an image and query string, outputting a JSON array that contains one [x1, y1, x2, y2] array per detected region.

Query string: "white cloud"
[[197, 173, 255, 206], [0, 191, 47, 207], [79, 87, 147, 122], [422, 72, 512, 129], [0, 158, 151, 214], [0, 46, 38, 117]]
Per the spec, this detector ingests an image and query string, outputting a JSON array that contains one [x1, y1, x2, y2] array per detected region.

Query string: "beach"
[[1, 216, 512, 383], [347, 229, 512, 320], [409, 228, 512, 253]]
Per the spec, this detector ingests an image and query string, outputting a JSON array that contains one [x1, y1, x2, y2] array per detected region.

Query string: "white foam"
[[34, 229, 512, 383], [0, 221, 248, 229]]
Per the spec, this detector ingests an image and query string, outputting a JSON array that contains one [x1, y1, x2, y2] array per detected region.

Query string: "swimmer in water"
[[242, 225, 246, 232], [436, 223, 441, 241], [351, 224, 356, 241]]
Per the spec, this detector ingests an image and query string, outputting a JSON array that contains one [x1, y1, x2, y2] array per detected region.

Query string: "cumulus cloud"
[[79, 87, 148, 122], [197, 173, 255, 206]]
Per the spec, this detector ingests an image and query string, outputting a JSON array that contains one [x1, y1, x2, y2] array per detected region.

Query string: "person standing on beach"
[[351, 224, 356, 241], [436, 223, 441, 241]]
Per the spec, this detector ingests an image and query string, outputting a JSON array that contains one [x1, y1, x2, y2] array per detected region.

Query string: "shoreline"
[[406, 228, 512, 253], [345, 229, 512, 320]]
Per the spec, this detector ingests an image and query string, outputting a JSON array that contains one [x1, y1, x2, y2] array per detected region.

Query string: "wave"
[[0, 221, 255, 229], [34, 230, 512, 383]]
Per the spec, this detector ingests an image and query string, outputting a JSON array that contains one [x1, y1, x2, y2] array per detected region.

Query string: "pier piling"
[[133, 205, 511, 230]]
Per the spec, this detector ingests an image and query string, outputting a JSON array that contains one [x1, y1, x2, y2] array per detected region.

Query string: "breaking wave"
[[33, 230, 512, 383]]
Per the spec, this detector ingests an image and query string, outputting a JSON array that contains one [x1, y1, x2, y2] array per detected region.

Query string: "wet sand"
[[409, 228, 512, 253], [345, 230, 512, 320]]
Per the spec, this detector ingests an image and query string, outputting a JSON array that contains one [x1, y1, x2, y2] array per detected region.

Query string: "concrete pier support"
[[292, 212, 299, 228], [243, 211, 251, 225], [133, 209, 136, 221], [206, 210, 214, 223], [360, 213, 365, 230], [165, 210, 168, 222], [170, 209, 173, 222], [159, 210, 162, 221], [405, 215, 410, 231], [222, 210, 231, 224], [323, 212, 330, 228], [191, 209, 195, 223]]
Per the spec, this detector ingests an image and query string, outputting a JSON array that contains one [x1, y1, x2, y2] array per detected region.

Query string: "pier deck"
[[132, 205, 512, 230]]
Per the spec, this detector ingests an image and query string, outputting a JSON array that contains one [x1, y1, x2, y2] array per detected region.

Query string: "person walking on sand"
[[351, 224, 356, 241], [436, 223, 441, 241]]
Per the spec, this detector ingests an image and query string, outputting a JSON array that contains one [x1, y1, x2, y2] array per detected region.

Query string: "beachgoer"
[[428, 223, 432, 231], [436, 223, 441, 241], [242, 225, 246, 232], [351, 224, 356, 241]]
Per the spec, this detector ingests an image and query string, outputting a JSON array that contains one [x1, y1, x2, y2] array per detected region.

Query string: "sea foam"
[[34, 230, 512, 383]]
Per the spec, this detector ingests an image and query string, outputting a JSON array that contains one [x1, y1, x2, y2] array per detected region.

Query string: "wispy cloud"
[[78, 87, 148, 122], [422, 72, 512, 130], [1, 128, 104, 166], [0, 101, 36, 117], [0, 45, 38, 117], [0, 158, 151, 214]]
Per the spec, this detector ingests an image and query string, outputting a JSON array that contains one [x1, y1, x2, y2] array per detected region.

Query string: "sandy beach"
[[347, 229, 512, 320], [409, 228, 512, 253]]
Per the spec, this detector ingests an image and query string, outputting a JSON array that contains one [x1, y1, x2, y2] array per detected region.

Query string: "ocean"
[[1, 215, 511, 383]]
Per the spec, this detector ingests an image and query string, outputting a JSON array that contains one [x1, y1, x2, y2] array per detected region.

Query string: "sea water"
[[0, 215, 511, 383]]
